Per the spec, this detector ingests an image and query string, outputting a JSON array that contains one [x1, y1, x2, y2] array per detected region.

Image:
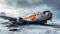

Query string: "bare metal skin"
[[0, 10, 52, 26]]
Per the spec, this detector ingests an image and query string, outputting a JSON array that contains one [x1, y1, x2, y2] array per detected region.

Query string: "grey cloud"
[[5, 0, 60, 10], [42, 0, 60, 11], [5, 0, 43, 8]]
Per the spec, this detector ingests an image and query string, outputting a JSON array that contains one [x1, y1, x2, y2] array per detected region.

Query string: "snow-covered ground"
[[0, 18, 60, 34]]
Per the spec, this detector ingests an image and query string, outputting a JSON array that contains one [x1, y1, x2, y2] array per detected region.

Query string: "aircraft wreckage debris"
[[9, 28, 21, 31]]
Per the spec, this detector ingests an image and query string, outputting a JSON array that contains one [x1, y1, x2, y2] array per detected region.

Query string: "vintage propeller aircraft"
[[0, 10, 52, 26]]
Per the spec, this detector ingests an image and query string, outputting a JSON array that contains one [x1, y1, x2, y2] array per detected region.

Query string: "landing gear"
[[39, 20, 47, 25]]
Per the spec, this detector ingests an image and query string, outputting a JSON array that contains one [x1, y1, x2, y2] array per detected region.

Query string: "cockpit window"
[[45, 12, 49, 15]]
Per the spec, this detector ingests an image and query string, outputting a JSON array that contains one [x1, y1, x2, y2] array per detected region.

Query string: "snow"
[[0, 18, 60, 34]]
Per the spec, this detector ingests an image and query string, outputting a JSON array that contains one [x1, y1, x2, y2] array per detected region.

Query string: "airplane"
[[0, 10, 52, 26]]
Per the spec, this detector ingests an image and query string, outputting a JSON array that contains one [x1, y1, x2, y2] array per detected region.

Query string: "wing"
[[0, 16, 17, 21]]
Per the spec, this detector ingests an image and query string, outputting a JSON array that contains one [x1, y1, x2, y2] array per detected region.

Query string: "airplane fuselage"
[[0, 10, 52, 26]]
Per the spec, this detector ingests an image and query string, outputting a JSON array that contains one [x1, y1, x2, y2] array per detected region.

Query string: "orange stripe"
[[23, 14, 37, 21]]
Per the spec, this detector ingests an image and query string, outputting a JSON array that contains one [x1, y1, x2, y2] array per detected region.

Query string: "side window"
[[35, 14, 36, 16]]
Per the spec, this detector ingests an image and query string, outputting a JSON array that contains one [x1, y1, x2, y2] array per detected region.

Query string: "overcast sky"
[[0, 0, 60, 19], [3, 0, 60, 10]]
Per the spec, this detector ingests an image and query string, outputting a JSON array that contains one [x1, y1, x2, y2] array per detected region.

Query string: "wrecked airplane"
[[0, 10, 52, 26]]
